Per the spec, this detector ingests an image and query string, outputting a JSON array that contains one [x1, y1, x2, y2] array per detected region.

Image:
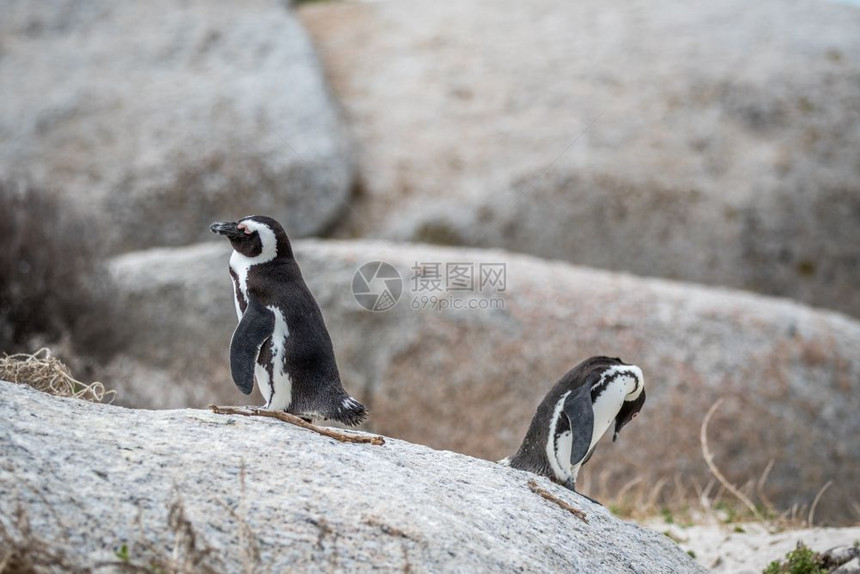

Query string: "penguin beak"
[[210, 221, 244, 239]]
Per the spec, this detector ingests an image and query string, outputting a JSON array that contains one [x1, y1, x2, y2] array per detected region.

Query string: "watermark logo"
[[352, 261, 403, 312], [353, 260, 507, 312]]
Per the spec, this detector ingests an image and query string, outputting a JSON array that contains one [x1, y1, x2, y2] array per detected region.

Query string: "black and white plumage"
[[503, 356, 646, 499], [210, 215, 367, 426]]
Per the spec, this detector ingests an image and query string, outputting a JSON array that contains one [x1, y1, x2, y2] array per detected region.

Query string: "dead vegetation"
[[0, 348, 114, 403], [580, 398, 846, 531], [527, 480, 588, 523], [0, 483, 258, 574], [0, 498, 82, 573]]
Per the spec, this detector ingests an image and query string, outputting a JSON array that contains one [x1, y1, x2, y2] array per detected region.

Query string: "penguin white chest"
[[589, 384, 626, 449], [229, 252, 252, 321], [229, 251, 293, 410], [255, 306, 292, 411], [548, 379, 629, 482]]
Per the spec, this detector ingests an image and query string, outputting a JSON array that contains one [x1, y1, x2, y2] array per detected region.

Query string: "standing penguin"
[[503, 356, 645, 500], [210, 215, 367, 426]]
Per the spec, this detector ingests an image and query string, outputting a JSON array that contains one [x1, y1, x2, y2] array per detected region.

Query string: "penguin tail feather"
[[332, 396, 368, 427]]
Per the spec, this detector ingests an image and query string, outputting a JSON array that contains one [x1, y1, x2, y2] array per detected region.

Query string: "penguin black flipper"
[[229, 297, 274, 395], [563, 375, 597, 466]]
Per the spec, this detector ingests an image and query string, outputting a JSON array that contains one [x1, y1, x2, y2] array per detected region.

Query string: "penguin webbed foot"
[[564, 479, 603, 506], [577, 492, 603, 506]]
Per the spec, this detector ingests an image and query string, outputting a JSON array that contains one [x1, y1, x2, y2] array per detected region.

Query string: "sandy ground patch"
[[645, 521, 860, 572]]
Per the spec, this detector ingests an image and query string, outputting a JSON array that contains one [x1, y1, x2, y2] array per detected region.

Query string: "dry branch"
[[756, 460, 776, 515], [209, 405, 385, 446], [807, 480, 832, 528], [527, 480, 588, 523], [700, 399, 763, 521]]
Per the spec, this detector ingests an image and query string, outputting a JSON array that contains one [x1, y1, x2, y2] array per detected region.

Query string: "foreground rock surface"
[[0, 0, 352, 251], [106, 240, 860, 524], [0, 381, 701, 573], [300, 0, 860, 318]]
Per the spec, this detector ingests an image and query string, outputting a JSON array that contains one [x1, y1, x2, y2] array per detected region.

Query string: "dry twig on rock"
[[527, 480, 588, 523], [209, 405, 385, 445]]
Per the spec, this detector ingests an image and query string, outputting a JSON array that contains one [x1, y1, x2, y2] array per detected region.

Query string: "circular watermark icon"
[[352, 261, 403, 312]]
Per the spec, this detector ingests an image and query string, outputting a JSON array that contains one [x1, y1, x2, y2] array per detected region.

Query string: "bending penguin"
[[503, 356, 645, 501], [210, 215, 367, 426]]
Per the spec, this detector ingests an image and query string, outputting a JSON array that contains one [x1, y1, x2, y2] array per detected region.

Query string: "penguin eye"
[[632, 413, 638, 419]]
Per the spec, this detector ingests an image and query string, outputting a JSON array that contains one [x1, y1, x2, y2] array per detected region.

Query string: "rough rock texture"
[[106, 240, 860, 524], [0, 381, 703, 573], [299, 0, 860, 318], [0, 0, 352, 252]]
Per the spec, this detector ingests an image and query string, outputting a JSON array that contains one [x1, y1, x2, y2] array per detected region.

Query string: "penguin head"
[[210, 215, 292, 260], [612, 388, 646, 442]]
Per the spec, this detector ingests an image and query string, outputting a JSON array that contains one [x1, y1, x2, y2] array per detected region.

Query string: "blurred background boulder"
[[0, 0, 353, 253], [107, 240, 860, 524], [299, 0, 860, 318]]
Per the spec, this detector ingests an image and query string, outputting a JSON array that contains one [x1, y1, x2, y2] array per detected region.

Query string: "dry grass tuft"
[[156, 497, 222, 574], [0, 348, 115, 403], [218, 464, 262, 574], [0, 490, 229, 573]]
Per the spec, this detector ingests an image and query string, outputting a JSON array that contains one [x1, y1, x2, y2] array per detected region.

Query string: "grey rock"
[[824, 545, 860, 572], [833, 558, 860, 574], [0, 380, 704, 573], [0, 0, 352, 252], [300, 0, 860, 318], [106, 239, 860, 524]]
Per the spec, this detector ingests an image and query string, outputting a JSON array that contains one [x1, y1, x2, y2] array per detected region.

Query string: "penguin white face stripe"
[[591, 365, 644, 401], [626, 365, 645, 399], [229, 219, 279, 300]]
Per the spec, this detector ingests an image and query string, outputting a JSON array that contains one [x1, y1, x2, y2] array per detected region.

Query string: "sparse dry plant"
[[587, 397, 839, 531], [0, 478, 263, 574], [0, 499, 84, 574], [0, 348, 115, 403]]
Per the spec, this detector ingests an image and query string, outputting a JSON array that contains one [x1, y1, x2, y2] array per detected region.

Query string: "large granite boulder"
[[0, 0, 353, 252], [106, 240, 860, 524], [0, 381, 703, 573], [299, 0, 860, 318]]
